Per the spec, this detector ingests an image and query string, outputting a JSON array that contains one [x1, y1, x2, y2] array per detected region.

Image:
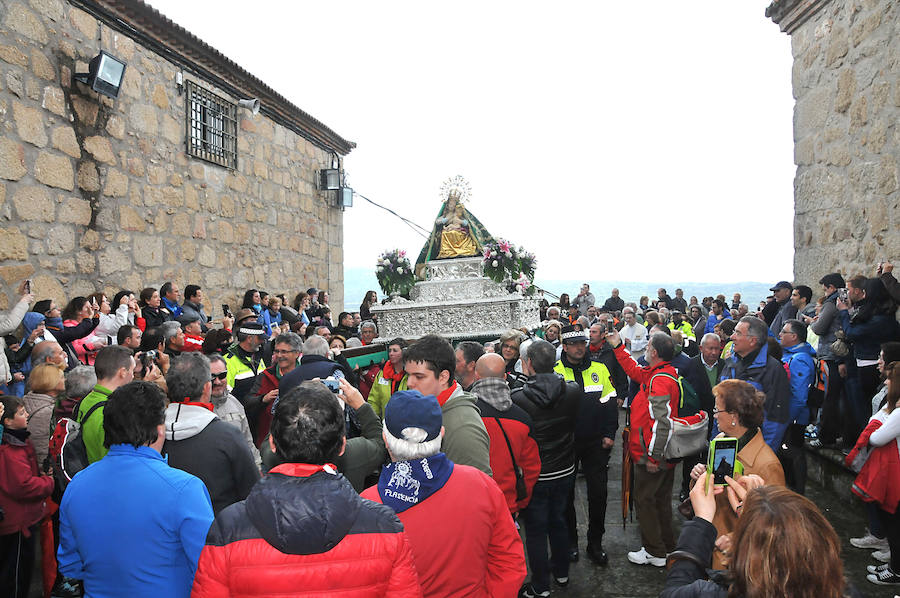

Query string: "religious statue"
[[416, 176, 495, 277]]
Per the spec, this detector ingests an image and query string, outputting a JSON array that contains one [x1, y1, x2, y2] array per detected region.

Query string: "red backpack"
[[47, 400, 106, 492]]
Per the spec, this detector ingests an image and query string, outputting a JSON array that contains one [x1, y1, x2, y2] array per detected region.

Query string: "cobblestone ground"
[[521, 409, 896, 598]]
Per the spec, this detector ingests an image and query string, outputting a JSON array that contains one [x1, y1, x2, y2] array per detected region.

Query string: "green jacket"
[[366, 368, 408, 419], [441, 385, 492, 476], [75, 384, 112, 464]]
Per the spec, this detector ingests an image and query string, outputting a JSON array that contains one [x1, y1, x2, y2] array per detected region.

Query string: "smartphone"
[[707, 437, 738, 486], [322, 377, 340, 393], [606, 321, 614, 333], [24, 279, 31, 294]]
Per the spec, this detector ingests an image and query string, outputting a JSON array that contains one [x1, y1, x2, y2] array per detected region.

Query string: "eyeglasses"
[[712, 406, 727, 415], [501, 343, 518, 351], [272, 349, 298, 355], [210, 372, 228, 381]]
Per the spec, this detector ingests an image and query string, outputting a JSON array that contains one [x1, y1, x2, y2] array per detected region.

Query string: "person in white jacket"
[[85, 292, 131, 346], [0, 281, 34, 392]]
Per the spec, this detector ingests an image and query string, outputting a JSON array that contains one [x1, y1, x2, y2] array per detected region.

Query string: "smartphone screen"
[[710, 438, 737, 485]]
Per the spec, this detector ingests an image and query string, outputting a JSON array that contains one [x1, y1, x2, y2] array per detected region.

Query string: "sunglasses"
[[210, 372, 228, 381]]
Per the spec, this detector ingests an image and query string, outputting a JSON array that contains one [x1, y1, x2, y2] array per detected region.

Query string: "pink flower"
[[499, 240, 511, 253], [399, 250, 406, 257]]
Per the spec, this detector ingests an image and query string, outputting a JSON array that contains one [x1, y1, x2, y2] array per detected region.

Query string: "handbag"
[[494, 417, 528, 502], [830, 330, 850, 358]]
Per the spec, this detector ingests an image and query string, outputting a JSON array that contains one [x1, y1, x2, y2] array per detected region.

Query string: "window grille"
[[185, 80, 237, 169]]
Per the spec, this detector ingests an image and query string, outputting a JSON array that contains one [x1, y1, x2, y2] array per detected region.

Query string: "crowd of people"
[[0, 264, 898, 597]]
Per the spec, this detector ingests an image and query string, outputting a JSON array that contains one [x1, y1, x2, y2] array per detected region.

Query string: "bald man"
[[470, 353, 541, 515]]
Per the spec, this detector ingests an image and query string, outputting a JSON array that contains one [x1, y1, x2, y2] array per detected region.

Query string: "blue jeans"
[[522, 474, 575, 593]]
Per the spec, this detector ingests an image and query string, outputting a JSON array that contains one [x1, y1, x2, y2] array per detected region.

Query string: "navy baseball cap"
[[384, 390, 442, 442]]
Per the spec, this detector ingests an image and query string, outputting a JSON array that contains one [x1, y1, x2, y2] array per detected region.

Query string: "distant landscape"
[[342, 267, 776, 312]]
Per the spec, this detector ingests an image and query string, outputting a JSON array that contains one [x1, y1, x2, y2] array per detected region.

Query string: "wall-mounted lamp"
[[74, 51, 127, 98], [238, 98, 260, 115], [339, 187, 353, 208], [319, 169, 341, 190]]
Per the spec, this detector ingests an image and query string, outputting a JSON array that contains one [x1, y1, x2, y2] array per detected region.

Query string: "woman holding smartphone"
[[689, 379, 784, 568]]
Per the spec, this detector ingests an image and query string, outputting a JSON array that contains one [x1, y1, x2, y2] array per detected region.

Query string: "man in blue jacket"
[[779, 318, 816, 494], [57, 381, 214, 598]]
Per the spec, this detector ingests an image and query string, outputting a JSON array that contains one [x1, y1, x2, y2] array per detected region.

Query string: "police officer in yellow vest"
[[224, 322, 267, 408], [666, 310, 696, 341], [554, 324, 617, 566]]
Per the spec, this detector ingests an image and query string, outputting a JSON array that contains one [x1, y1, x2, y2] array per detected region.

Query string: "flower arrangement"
[[482, 239, 537, 294], [375, 249, 415, 297]]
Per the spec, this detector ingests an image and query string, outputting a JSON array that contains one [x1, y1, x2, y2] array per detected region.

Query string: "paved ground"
[[521, 409, 896, 598]]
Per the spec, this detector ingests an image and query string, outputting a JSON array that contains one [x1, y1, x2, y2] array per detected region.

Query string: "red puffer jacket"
[[0, 431, 54, 535], [191, 463, 422, 597], [613, 344, 681, 467]]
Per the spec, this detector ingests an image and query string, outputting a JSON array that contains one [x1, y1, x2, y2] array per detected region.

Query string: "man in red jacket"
[[607, 328, 681, 567], [470, 352, 541, 515], [362, 390, 526, 597], [192, 383, 421, 597]]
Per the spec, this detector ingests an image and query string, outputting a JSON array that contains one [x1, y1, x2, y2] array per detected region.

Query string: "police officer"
[[554, 325, 617, 566]]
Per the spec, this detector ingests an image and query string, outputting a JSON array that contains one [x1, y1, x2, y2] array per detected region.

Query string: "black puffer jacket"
[[511, 373, 580, 480]]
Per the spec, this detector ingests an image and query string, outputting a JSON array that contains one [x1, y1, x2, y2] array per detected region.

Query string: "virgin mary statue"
[[415, 178, 494, 276]]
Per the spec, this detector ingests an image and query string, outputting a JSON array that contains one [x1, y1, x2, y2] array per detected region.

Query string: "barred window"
[[185, 80, 237, 169]]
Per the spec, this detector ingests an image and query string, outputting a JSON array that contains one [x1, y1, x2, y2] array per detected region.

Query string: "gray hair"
[[274, 332, 303, 352], [65, 365, 97, 400], [383, 421, 442, 461], [345, 337, 362, 348], [207, 354, 226, 368], [165, 353, 211, 402], [302, 335, 330, 357], [700, 333, 721, 347], [740, 315, 768, 349], [159, 321, 181, 344], [499, 329, 523, 345], [359, 320, 377, 333], [31, 341, 60, 365]]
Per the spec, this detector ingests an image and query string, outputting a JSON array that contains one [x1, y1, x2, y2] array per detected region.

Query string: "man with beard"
[[209, 354, 262, 469], [554, 325, 617, 566], [224, 322, 267, 408]]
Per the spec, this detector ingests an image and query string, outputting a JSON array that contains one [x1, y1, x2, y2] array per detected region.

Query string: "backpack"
[[48, 400, 106, 492], [647, 372, 708, 460]]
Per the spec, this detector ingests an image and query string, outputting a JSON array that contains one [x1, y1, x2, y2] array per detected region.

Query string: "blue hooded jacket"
[[19, 312, 46, 376], [782, 342, 816, 426]]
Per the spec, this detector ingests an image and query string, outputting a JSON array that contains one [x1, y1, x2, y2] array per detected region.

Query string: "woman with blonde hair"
[[22, 363, 66, 466], [663, 479, 854, 597]]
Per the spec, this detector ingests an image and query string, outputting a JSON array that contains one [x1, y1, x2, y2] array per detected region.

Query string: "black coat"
[[681, 355, 725, 416], [164, 413, 260, 514], [279, 354, 347, 396], [511, 373, 580, 478]]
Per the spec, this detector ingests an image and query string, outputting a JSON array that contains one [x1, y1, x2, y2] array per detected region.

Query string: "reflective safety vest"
[[668, 320, 696, 341], [553, 360, 616, 403], [224, 349, 265, 401]]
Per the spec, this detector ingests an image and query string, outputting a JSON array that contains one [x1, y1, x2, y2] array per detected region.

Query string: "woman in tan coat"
[[690, 379, 785, 568], [21, 363, 66, 467]]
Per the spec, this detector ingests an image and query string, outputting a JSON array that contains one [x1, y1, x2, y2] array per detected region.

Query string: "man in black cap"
[[763, 280, 796, 333], [224, 321, 266, 408], [554, 325, 617, 566]]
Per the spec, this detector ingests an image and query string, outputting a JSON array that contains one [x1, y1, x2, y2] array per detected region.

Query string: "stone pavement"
[[522, 408, 896, 598]]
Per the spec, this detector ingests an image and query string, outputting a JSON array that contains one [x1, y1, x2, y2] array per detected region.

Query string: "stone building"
[[0, 0, 353, 314], [767, 0, 898, 283]]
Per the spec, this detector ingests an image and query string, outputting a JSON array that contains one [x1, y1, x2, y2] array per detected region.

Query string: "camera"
[[140, 350, 157, 370], [837, 288, 849, 303], [222, 304, 233, 319]]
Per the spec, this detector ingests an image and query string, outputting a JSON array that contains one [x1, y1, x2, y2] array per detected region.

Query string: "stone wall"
[[771, 0, 898, 283], [0, 0, 346, 314]]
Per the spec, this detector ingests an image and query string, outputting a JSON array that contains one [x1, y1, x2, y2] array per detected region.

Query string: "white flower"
[[492, 260, 499, 267], [504, 251, 512, 258], [377, 266, 383, 272], [490, 251, 496, 257], [397, 267, 404, 274]]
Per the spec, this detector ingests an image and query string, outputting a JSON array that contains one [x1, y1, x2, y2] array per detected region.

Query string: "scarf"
[[436, 381, 458, 407], [589, 343, 603, 354], [44, 316, 64, 331], [470, 377, 512, 410], [5, 427, 30, 442], [161, 297, 183, 318], [180, 401, 214, 412], [382, 361, 405, 393], [378, 453, 454, 513]]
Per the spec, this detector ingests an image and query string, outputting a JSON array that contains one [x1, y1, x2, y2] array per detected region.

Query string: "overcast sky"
[[146, 1, 795, 284]]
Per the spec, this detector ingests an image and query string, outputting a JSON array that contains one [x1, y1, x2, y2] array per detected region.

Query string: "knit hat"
[[384, 390, 442, 443]]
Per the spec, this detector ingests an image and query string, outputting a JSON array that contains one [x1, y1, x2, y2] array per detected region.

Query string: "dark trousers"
[[632, 464, 676, 558], [844, 364, 880, 447], [879, 505, 900, 572], [522, 474, 575, 593], [818, 360, 846, 445], [0, 525, 37, 598], [565, 442, 610, 550], [779, 423, 808, 495]]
